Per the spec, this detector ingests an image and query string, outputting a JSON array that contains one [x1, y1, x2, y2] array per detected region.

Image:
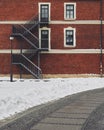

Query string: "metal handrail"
[[12, 15, 40, 50], [23, 15, 39, 26], [21, 54, 42, 78], [21, 54, 41, 71], [12, 54, 42, 78], [12, 14, 39, 34], [20, 24, 39, 40], [13, 33, 39, 49], [11, 14, 49, 79]]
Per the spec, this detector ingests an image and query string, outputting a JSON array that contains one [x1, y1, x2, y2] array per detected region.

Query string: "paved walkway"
[[30, 88, 104, 130]]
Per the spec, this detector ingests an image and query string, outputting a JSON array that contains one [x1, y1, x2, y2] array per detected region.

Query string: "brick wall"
[[0, 0, 37, 20], [0, 0, 103, 76], [0, 53, 103, 75], [51, 24, 100, 49], [40, 54, 100, 74], [0, 24, 101, 49], [0, 0, 102, 21]]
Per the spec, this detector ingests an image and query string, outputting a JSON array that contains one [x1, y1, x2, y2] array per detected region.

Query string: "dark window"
[[41, 30, 49, 49], [66, 30, 74, 45], [40, 5, 49, 22]]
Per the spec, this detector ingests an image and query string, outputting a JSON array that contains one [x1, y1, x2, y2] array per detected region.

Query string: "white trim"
[[0, 21, 27, 24], [39, 27, 51, 50], [64, 27, 76, 47], [0, 20, 104, 24], [64, 2, 76, 20], [38, 2, 51, 22], [50, 20, 102, 24], [0, 49, 31, 54], [0, 49, 104, 54], [41, 49, 104, 54]]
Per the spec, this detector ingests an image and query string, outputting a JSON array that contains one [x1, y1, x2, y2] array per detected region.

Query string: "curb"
[[0, 88, 104, 130]]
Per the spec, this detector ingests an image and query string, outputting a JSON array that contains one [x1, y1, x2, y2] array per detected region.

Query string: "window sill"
[[64, 18, 76, 21], [64, 45, 76, 48]]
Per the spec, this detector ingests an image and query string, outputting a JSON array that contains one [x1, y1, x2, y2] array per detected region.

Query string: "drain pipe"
[[100, 0, 103, 77]]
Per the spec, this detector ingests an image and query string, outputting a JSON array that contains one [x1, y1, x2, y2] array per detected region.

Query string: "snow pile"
[[0, 77, 104, 120]]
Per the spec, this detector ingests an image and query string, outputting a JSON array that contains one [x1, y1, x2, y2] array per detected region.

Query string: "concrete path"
[[30, 88, 104, 130]]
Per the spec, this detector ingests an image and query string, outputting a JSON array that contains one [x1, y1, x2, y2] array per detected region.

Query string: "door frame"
[[39, 3, 51, 22], [39, 27, 51, 50]]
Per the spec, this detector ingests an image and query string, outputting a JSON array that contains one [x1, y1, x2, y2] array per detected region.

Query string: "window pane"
[[70, 12, 74, 18], [66, 30, 74, 45], [66, 5, 74, 10], [41, 5, 49, 19], [66, 4, 74, 19], [42, 5, 48, 9], [42, 30, 48, 35]]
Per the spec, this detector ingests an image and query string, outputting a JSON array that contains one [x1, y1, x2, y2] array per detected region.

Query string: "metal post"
[[10, 36, 14, 82], [20, 42, 23, 79], [37, 51, 40, 77], [100, 0, 103, 77], [38, 19, 41, 78]]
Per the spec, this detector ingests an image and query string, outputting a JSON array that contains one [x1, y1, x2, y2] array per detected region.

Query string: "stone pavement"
[[30, 88, 104, 130]]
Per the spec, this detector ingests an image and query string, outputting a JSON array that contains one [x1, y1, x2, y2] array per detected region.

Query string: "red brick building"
[[0, 0, 104, 79]]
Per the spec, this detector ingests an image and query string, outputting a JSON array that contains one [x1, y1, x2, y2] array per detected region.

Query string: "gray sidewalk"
[[0, 88, 104, 130], [31, 88, 104, 130]]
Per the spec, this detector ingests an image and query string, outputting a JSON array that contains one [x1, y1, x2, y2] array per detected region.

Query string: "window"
[[39, 3, 51, 22], [64, 3, 76, 20], [39, 28, 51, 50], [64, 28, 76, 47]]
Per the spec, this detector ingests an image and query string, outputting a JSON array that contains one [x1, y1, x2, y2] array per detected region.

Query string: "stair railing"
[[12, 54, 42, 79], [12, 15, 39, 34], [11, 14, 49, 79], [22, 15, 39, 31], [20, 24, 38, 40], [12, 24, 39, 49]]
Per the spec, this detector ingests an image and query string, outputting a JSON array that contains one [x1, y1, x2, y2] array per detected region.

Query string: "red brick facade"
[[0, 0, 102, 20], [40, 54, 100, 74], [0, 0, 104, 77]]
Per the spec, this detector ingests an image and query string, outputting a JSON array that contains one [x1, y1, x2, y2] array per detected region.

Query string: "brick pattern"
[[0, 54, 21, 74], [0, 0, 103, 75], [0, 54, 10, 74], [0, 24, 102, 50], [0, 0, 102, 21], [51, 24, 101, 49], [40, 54, 101, 74], [0, 54, 102, 75]]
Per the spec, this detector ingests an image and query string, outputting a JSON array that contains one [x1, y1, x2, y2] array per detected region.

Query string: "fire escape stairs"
[[10, 16, 48, 79]]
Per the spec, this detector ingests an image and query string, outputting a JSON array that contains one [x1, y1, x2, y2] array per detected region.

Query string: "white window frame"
[[64, 27, 76, 47], [64, 3, 76, 20], [39, 27, 51, 50], [39, 3, 51, 22]]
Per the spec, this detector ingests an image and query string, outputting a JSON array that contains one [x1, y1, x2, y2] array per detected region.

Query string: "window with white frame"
[[64, 3, 76, 20], [39, 28, 51, 50], [39, 3, 51, 22], [64, 28, 76, 47]]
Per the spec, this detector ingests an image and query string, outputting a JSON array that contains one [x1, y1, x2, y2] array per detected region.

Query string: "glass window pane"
[[66, 4, 74, 19], [66, 30, 74, 45], [41, 5, 49, 19], [66, 5, 74, 10]]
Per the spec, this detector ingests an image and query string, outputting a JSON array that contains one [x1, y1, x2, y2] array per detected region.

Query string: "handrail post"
[[10, 36, 14, 82], [37, 51, 40, 77], [100, 0, 103, 77]]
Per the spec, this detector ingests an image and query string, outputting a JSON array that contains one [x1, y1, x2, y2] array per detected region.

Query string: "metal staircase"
[[12, 54, 42, 79], [10, 15, 49, 79]]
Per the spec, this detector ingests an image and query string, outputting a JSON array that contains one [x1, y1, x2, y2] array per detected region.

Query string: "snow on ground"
[[0, 77, 104, 120]]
